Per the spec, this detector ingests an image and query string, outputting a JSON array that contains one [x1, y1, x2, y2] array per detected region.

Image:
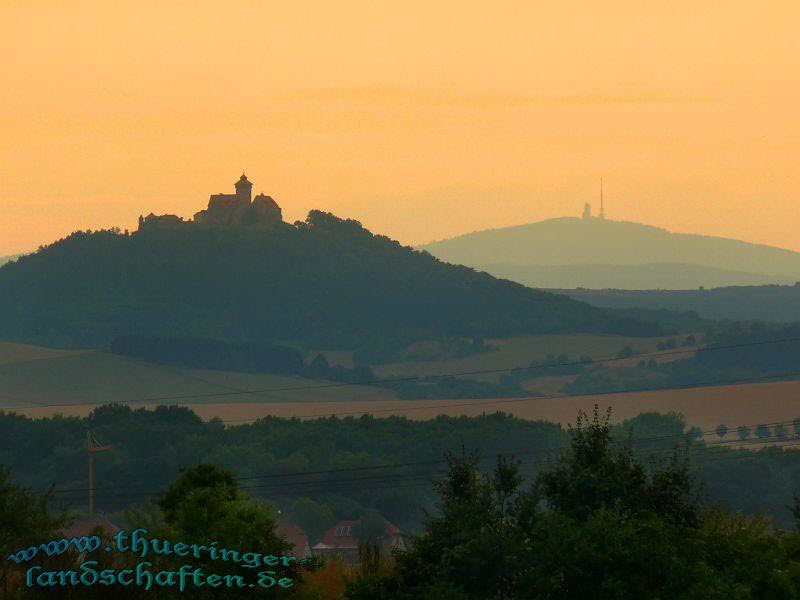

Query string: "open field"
[[7, 379, 800, 438], [0, 343, 394, 409], [0, 337, 780, 439], [0, 342, 88, 366], [373, 333, 689, 382], [0, 334, 690, 409]]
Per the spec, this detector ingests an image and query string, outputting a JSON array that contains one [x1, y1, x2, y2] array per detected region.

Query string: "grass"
[[0, 343, 394, 410]]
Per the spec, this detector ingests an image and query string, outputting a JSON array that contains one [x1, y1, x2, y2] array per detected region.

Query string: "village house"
[[311, 518, 405, 565], [276, 520, 312, 560]]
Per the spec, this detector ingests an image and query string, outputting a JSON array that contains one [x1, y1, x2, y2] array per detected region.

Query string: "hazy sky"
[[2, 1, 799, 256]]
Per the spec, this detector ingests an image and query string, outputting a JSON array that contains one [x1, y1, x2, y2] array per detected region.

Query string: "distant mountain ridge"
[[419, 217, 800, 289], [559, 285, 800, 323], [0, 254, 22, 267], [481, 262, 794, 291]]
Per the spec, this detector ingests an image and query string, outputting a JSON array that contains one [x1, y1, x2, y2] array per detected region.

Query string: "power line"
[[5, 336, 800, 506], [42, 418, 800, 501], [57, 438, 800, 506], [8, 369, 800, 494]]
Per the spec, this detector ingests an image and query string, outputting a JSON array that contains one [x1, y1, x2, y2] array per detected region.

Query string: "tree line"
[[2, 405, 800, 538]]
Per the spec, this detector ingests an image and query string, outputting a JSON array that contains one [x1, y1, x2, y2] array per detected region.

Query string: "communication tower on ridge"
[[599, 177, 605, 220]]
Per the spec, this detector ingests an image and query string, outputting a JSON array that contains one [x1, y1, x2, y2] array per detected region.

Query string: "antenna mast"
[[600, 177, 605, 219]]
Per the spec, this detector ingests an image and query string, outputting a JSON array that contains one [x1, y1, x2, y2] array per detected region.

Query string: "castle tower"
[[234, 173, 253, 204]]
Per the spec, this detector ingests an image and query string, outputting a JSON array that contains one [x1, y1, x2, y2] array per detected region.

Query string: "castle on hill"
[[138, 173, 282, 230]]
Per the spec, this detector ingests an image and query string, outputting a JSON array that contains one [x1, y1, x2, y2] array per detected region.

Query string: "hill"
[[419, 217, 800, 289], [560, 285, 800, 322], [481, 262, 793, 290], [0, 212, 665, 350]]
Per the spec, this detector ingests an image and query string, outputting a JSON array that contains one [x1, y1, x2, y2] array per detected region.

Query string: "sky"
[[2, 0, 799, 256]]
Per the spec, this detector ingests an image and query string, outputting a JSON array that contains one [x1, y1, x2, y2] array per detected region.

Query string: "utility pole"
[[87, 431, 113, 516]]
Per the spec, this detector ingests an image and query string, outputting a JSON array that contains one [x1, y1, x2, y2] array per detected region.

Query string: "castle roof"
[[236, 173, 252, 185], [253, 193, 279, 208]]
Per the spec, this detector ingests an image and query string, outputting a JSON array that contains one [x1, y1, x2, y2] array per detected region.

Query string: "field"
[[0, 334, 684, 410], [0, 341, 87, 366], [3, 337, 794, 438], [372, 333, 687, 382], [8, 378, 800, 438], [0, 343, 394, 410]]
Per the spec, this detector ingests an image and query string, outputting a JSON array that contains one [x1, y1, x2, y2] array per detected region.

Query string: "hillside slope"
[[0, 212, 660, 349], [420, 218, 800, 286]]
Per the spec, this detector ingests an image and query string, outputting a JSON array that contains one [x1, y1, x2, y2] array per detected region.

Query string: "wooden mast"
[[87, 431, 113, 516]]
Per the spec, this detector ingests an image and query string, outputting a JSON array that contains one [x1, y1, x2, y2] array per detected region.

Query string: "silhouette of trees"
[[346, 408, 800, 599]]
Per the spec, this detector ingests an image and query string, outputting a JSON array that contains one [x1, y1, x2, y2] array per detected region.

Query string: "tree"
[[755, 424, 772, 440], [616, 345, 635, 358], [738, 425, 752, 440], [715, 424, 728, 438], [537, 406, 699, 527], [289, 497, 335, 544], [353, 509, 390, 546], [156, 463, 298, 599], [0, 465, 66, 598], [306, 353, 331, 378]]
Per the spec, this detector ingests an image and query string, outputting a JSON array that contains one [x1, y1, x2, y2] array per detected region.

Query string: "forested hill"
[[0, 211, 662, 349]]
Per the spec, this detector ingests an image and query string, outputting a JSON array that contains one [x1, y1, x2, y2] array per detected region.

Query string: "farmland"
[[2, 337, 795, 438], [8, 378, 800, 439]]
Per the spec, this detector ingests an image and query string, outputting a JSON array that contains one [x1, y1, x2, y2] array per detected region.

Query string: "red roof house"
[[59, 516, 120, 539], [276, 520, 312, 559], [312, 518, 404, 565]]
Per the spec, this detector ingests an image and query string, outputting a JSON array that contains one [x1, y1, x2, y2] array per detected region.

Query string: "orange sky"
[[2, 1, 799, 256]]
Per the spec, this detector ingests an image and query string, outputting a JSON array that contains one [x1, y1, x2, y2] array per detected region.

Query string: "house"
[[276, 520, 312, 559], [59, 515, 120, 539], [312, 518, 405, 565]]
